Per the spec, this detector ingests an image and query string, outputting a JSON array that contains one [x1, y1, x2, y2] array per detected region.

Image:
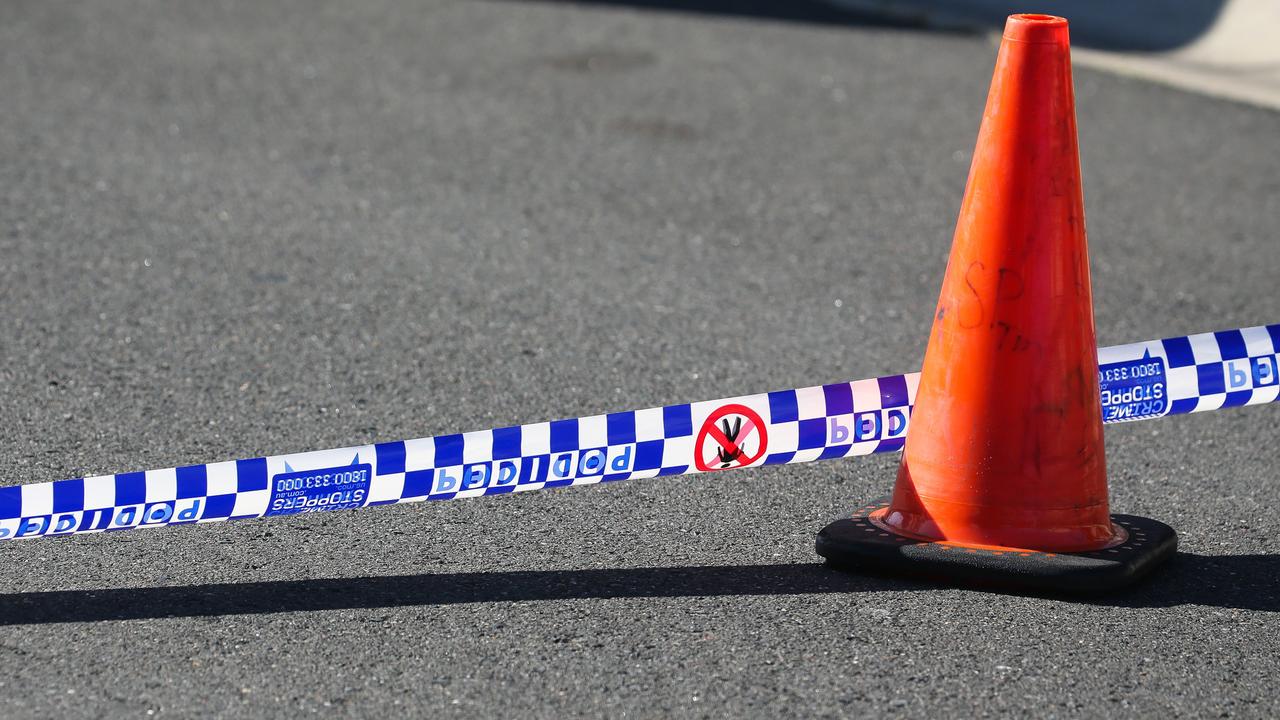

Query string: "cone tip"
[[1003, 14, 1069, 45]]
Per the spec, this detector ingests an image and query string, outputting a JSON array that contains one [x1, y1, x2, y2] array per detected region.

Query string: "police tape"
[[1, 324, 1276, 541]]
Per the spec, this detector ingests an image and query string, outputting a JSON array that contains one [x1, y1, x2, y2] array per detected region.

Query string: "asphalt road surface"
[[2, 1, 1278, 717]]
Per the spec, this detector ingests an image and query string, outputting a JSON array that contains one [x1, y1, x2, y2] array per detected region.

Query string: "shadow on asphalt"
[[511, 0, 1226, 51], [1102, 552, 1280, 611], [0, 563, 912, 625], [0, 554, 1276, 625], [507, 0, 954, 31]]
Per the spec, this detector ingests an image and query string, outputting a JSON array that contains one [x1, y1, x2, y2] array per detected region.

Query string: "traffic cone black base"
[[816, 500, 1177, 594]]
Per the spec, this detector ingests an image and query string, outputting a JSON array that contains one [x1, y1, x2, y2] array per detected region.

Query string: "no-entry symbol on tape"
[[695, 403, 769, 472]]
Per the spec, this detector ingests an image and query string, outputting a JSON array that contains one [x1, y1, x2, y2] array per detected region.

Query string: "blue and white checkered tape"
[[1, 324, 1276, 541]]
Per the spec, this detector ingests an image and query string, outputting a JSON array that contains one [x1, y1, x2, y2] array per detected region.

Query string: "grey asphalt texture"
[[2, 0, 1279, 717]]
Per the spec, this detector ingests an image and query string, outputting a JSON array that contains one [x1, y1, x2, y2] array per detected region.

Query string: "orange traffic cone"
[[816, 14, 1175, 592]]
